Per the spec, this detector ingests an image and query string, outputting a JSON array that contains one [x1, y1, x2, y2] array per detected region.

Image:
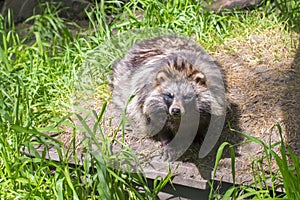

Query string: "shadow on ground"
[[177, 101, 243, 181], [282, 38, 300, 156]]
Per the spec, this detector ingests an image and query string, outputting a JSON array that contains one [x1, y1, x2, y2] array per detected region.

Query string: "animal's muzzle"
[[170, 107, 181, 116]]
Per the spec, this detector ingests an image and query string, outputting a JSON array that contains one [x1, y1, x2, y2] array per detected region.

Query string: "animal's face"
[[152, 68, 198, 118], [159, 81, 195, 118], [142, 56, 216, 131]]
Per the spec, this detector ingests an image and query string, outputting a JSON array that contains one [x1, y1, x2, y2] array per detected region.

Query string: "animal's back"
[[112, 35, 212, 110], [116, 36, 207, 71]]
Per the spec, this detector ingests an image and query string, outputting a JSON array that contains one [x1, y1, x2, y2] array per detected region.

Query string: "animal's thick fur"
[[112, 35, 226, 146]]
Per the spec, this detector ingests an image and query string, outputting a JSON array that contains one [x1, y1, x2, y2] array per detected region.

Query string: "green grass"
[[0, 0, 299, 199], [210, 124, 300, 199]]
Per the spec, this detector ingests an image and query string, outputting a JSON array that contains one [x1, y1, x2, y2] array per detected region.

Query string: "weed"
[[212, 124, 300, 199]]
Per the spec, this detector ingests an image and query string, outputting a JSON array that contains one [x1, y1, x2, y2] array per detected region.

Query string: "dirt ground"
[[211, 30, 300, 185]]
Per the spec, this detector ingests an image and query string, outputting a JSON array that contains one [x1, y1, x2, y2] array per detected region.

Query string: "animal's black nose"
[[171, 108, 181, 116]]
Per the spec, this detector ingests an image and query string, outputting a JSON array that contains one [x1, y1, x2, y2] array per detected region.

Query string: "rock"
[[1, 0, 91, 23], [1, 0, 38, 23], [206, 0, 263, 12]]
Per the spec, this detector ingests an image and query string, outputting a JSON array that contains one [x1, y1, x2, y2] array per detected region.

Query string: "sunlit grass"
[[210, 124, 300, 199], [0, 0, 299, 198]]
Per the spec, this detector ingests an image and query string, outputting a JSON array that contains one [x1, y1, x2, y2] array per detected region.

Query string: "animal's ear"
[[153, 70, 171, 86], [192, 71, 206, 86]]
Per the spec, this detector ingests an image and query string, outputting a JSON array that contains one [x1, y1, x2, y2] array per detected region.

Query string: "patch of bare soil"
[[212, 30, 300, 185]]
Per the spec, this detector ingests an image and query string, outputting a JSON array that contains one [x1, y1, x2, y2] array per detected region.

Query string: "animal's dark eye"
[[163, 92, 174, 99], [162, 92, 174, 103], [184, 92, 195, 101]]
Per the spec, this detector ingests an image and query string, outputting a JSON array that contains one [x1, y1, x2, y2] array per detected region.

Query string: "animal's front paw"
[[145, 111, 168, 137]]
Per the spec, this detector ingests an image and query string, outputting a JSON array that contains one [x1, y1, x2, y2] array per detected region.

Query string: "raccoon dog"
[[112, 35, 226, 150]]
